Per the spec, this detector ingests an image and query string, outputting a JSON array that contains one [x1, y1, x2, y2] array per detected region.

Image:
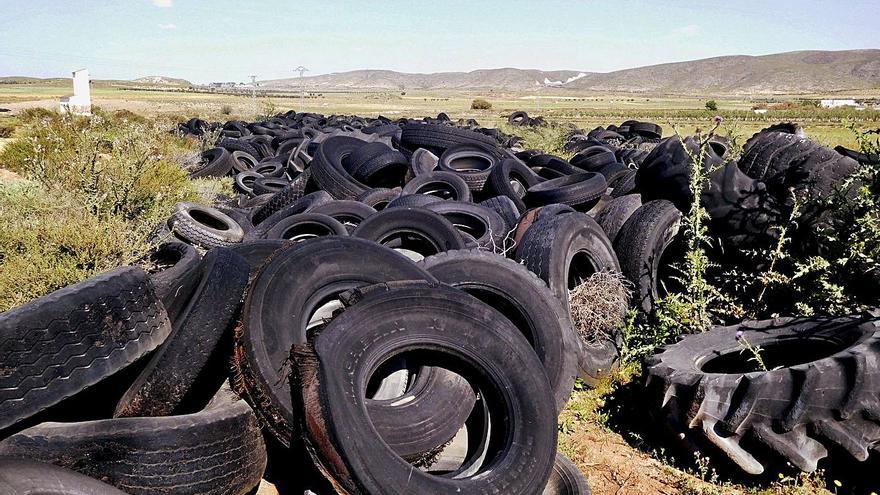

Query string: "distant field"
[[1, 82, 878, 148]]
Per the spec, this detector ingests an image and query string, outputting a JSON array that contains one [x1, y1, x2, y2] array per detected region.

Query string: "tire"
[[401, 122, 496, 152], [424, 201, 507, 250], [526, 172, 607, 211], [421, 250, 579, 412], [438, 143, 500, 193], [310, 200, 377, 232], [356, 187, 400, 210], [192, 147, 233, 178], [229, 239, 287, 279], [613, 200, 683, 315], [263, 212, 349, 241], [248, 190, 333, 238], [543, 454, 592, 495], [230, 150, 259, 174], [485, 157, 542, 212], [703, 162, 781, 249], [353, 207, 467, 257], [144, 241, 202, 324], [480, 195, 521, 232], [233, 171, 262, 195], [348, 142, 407, 188], [515, 213, 621, 386], [310, 136, 370, 199], [645, 314, 880, 475], [293, 284, 557, 494], [234, 237, 445, 448], [386, 193, 444, 209], [1, 383, 267, 495], [629, 121, 662, 139], [218, 137, 260, 160], [528, 154, 579, 176], [0, 458, 127, 495], [169, 202, 245, 248], [252, 162, 286, 179], [401, 170, 472, 202], [252, 177, 289, 196], [0, 267, 172, 432], [406, 147, 439, 181], [115, 249, 249, 418], [594, 194, 642, 243], [609, 169, 637, 198], [251, 183, 305, 226], [635, 136, 724, 212], [508, 110, 530, 126]]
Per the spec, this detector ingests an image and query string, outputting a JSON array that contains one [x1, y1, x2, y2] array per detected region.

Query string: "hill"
[[260, 50, 880, 95]]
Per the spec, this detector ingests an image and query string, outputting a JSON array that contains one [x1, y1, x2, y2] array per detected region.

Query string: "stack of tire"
[[1, 112, 618, 494]]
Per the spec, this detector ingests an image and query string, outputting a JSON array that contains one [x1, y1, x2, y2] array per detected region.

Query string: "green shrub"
[[705, 100, 718, 111], [0, 110, 200, 311], [471, 98, 492, 110]]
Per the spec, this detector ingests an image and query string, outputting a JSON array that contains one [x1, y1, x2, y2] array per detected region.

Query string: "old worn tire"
[[262, 212, 349, 241], [594, 194, 642, 243], [402, 170, 472, 202], [114, 249, 249, 418], [0, 458, 127, 495], [480, 195, 521, 232], [169, 202, 245, 248], [229, 239, 288, 279], [486, 157, 542, 212], [424, 201, 507, 250], [421, 250, 579, 412], [543, 454, 592, 495], [0, 383, 267, 495], [292, 284, 557, 494], [516, 213, 621, 386], [646, 314, 880, 475], [0, 267, 172, 433], [234, 237, 448, 447], [145, 241, 202, 325], [353, 207, 467, 257], [438, 143, 500, 193], [526, 172, 607, 210], [613, 200, 683, 315], [192, 147, 234, 178]]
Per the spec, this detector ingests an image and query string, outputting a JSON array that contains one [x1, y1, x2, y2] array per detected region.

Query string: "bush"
[[0, 110, 200, 311], [471, 98, 492, 110], [221, 104, 233, 115], [705, 100, 718, 111]]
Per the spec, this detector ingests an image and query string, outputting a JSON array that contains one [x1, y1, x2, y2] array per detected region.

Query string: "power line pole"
[[249, 75, 257, 104], [294, 66, 309, 112]]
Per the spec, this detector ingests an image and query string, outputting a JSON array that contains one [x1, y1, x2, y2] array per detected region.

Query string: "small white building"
[[820, 99, 859, 109], [60, 69, 92, 115]]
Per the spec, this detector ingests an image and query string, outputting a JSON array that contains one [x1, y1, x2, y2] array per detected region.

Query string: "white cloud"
[[158, 23, 177, 29], [673, 24, 701, 38], [151, 0, 173, 7]]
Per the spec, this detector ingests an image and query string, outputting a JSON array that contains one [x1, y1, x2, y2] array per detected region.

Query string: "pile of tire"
[[1, 110, 874, 492], [1, 111, 628, 494]]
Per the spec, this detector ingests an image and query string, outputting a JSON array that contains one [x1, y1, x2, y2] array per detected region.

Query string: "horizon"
[[1, 0, 878, 84]]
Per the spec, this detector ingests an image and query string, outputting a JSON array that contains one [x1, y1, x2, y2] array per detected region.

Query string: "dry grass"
[[569, 272, 630, 345]]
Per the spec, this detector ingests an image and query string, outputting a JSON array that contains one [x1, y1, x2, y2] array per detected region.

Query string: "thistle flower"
[[714, 115, 724, 124], [735, 330, 744, 340]]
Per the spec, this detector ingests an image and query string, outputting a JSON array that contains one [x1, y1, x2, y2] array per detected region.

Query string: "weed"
[[471, 98, 492, 110]]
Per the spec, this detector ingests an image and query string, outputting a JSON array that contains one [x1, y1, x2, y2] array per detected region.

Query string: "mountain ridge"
[[260, 49, 880, 95]]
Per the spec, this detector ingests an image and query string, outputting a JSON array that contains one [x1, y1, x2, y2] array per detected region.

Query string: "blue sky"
[[0, 0, 877, 83]]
